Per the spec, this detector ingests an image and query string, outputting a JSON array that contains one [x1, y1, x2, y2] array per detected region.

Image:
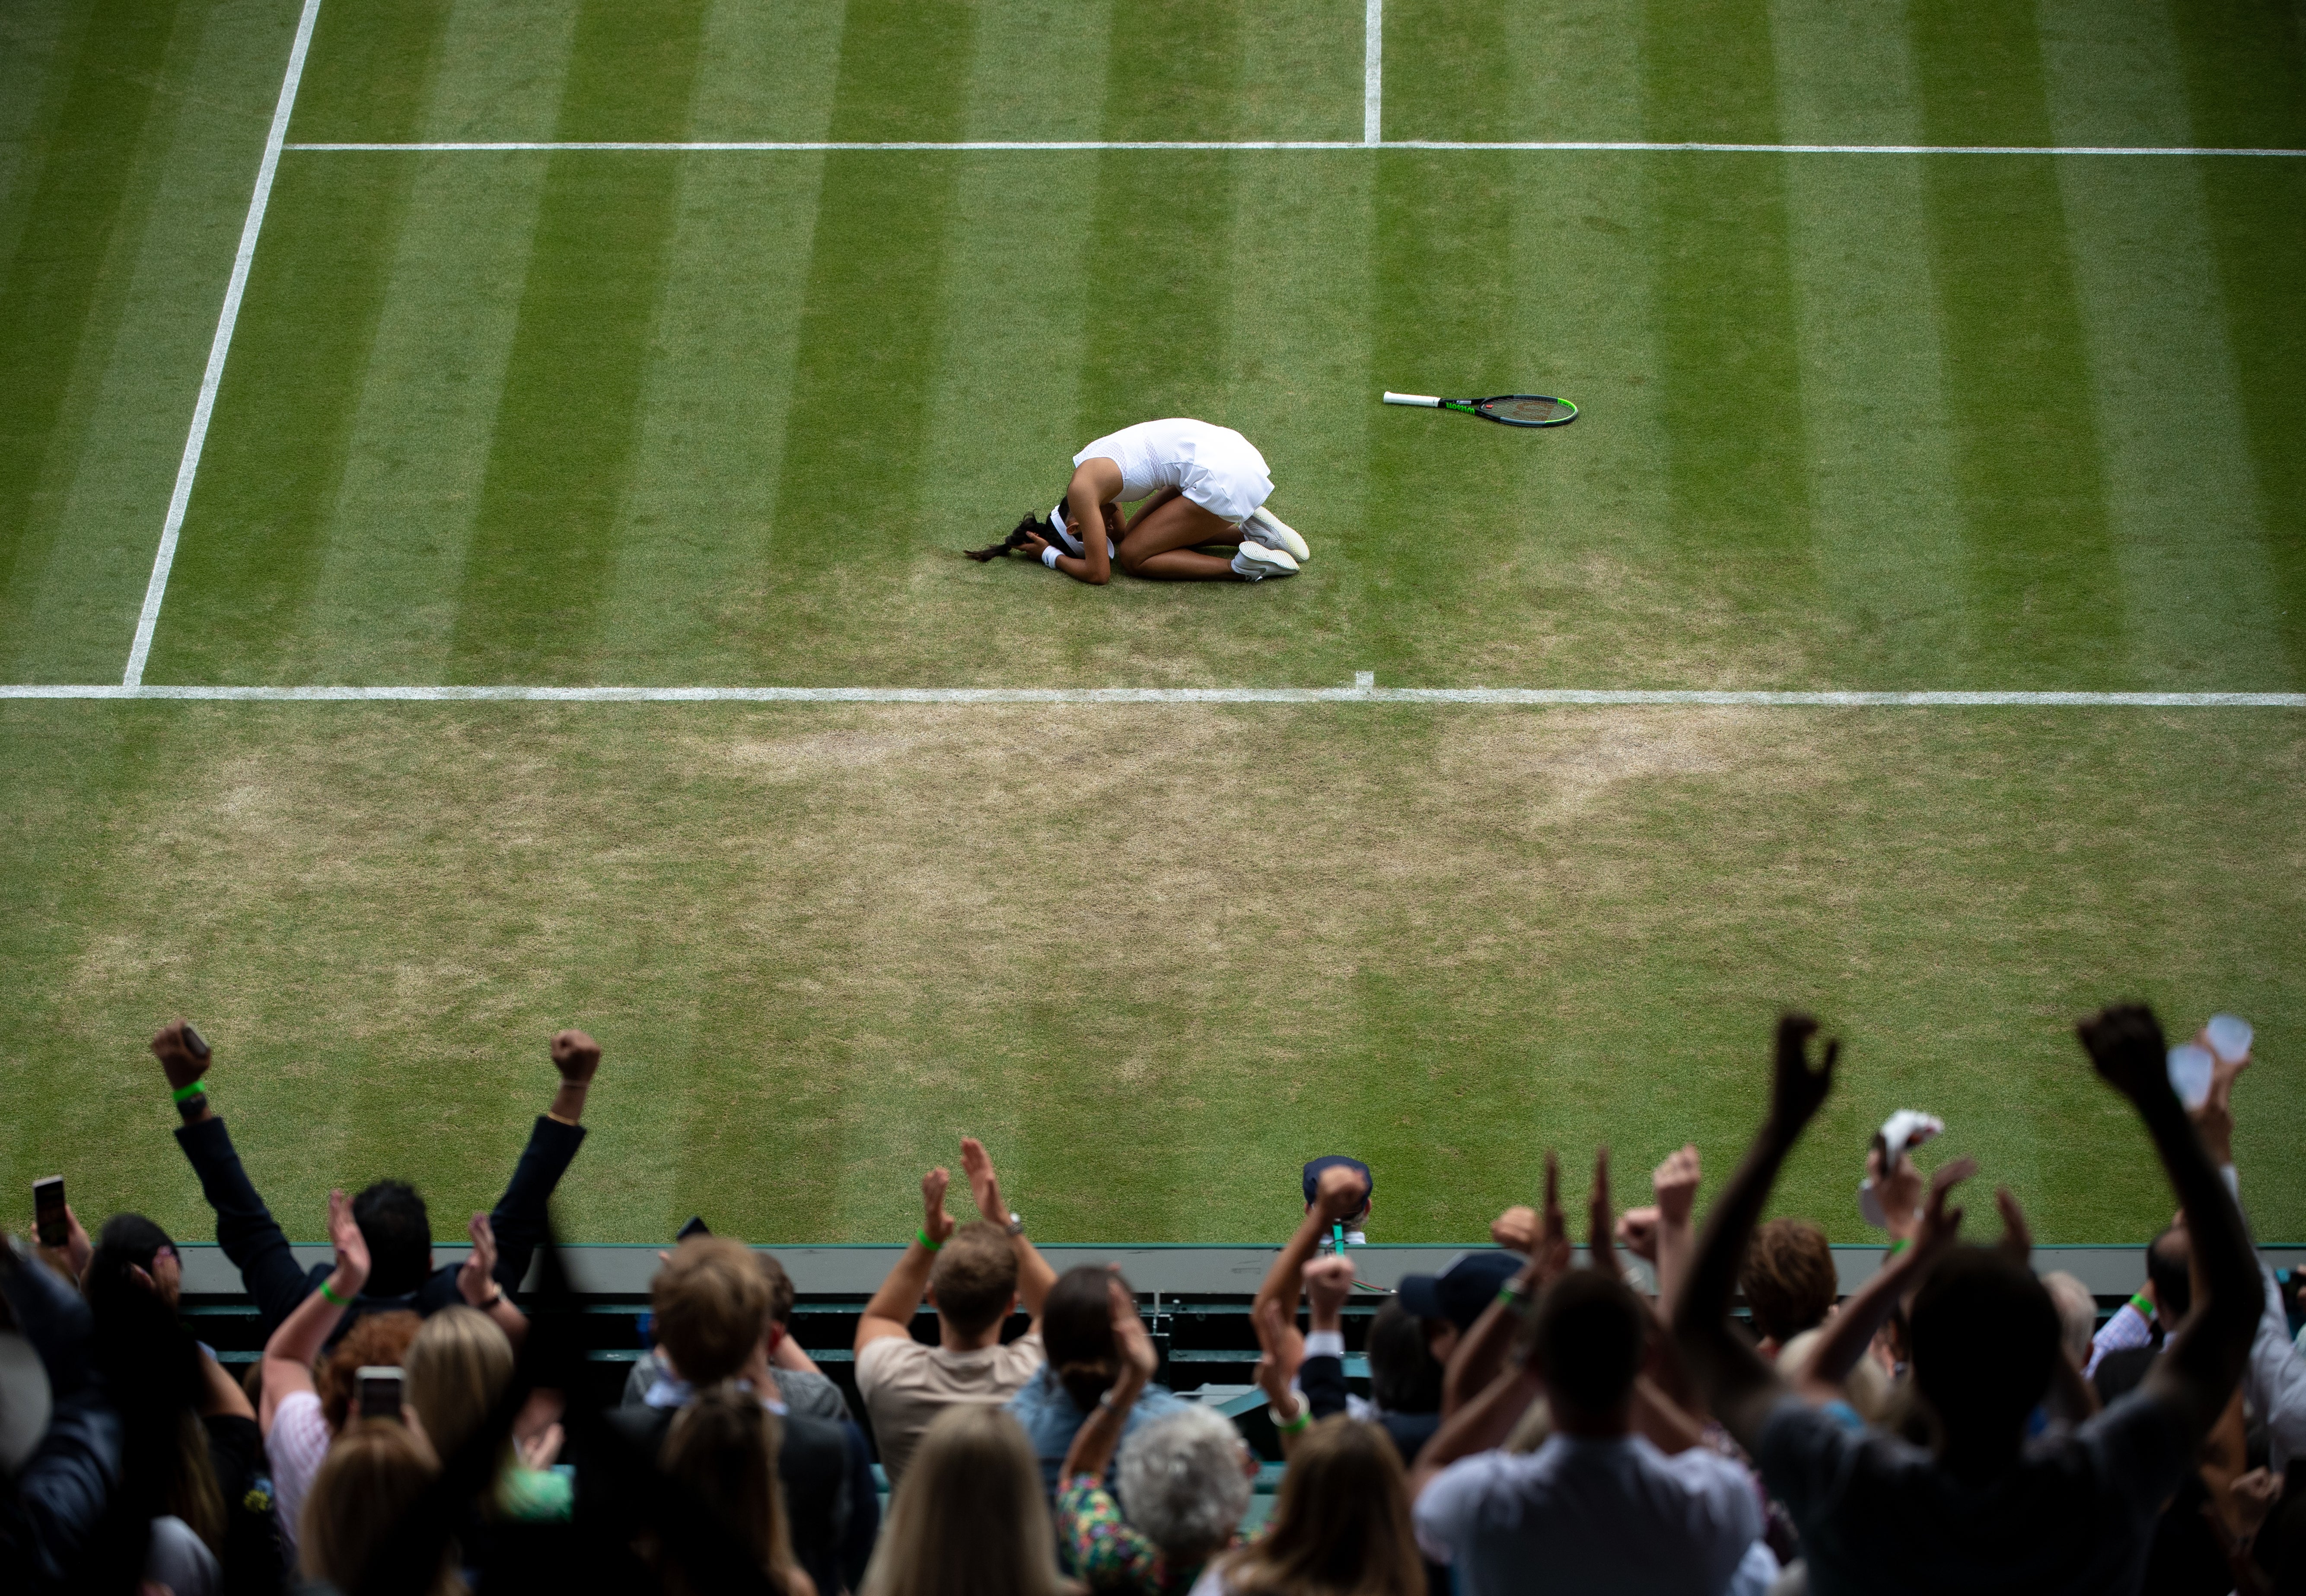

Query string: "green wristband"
[[318, 1279, 348, 1307], [2128, 1292, 2153, 1317], [1278, 1408, 1311, 1435], [1497, 1284, 1528, 1307], [172, 1079, 208, 1104], [916, 1227, 942, 1252], [1886, 1237, 1911, 1256]]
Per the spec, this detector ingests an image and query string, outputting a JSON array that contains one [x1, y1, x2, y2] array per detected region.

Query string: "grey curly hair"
[[1116, 1405, 1253, 1558]]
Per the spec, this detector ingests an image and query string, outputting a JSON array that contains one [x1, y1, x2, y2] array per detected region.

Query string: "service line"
[[4, 685, 2302, 707]]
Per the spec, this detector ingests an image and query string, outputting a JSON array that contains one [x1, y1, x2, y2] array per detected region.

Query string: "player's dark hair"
[[353, 1180, 433, 1297], [965, 512, 1057, 563]]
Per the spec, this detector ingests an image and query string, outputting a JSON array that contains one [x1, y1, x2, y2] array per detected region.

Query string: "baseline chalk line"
[[280, 139, 2306, 157], [4, 685, 2302, 707], [123, 0, 325, 689]]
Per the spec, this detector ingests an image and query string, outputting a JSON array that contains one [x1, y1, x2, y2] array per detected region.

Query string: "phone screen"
[[182, 1023, 210, 1060], [357, 1367, 405, 1419], [32, 1177, 66, 1248]]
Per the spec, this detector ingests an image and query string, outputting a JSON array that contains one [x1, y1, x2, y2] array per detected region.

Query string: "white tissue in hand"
[[1856, 1110, 1946, 1228]]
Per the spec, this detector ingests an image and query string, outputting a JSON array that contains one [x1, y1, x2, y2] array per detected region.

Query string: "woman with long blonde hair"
[[659, 1383, 816, 1596], [404, 1304, 573, 1521], [301, 1420, 463, 1596], [1191, 1419, 1423, 1596], [861, 1404, 1072, 1596]]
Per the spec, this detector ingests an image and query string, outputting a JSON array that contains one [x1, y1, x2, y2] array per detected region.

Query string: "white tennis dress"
[[1070, 418, 1274, 523]]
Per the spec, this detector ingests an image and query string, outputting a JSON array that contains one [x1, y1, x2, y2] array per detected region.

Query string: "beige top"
[[856, 1330, 1045, 1485]]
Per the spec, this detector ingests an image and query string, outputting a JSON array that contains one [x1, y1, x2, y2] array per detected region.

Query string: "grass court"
[[2, 0, 2303, 1249]]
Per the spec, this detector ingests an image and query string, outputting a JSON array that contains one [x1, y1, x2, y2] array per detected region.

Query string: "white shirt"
[[1414, 1434, 1761, 1596], [264, 1390, 331, 1561], [1073, 419, 1273, 522]]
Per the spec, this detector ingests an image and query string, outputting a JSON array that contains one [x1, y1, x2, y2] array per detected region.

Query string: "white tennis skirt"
[[1074, 418, 1274, 524]]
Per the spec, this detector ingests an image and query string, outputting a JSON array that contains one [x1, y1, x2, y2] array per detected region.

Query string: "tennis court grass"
[[2, 0, 2300, 1246]]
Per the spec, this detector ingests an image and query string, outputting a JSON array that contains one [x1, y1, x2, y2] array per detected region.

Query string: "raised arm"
[[458, 1212, 528, 1347], [1790, 1157, 1971, 1394], [854, 1167, 955, 1351], [1252, 1164, 1371, 1372], [1061, 1275, 1158, 1483], [1442, 1153, 1567, 1418], [2080, 1005, 2262, 1449], [1649, 1145, 1701, 1313], [961, 1137, 1055, 1326], [1669, 1014, 1837, 1451], [259, 1189, 369, 1432]]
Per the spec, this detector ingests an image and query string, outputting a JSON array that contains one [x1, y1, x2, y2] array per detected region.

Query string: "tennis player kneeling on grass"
[[966, 417, 1310, 583]]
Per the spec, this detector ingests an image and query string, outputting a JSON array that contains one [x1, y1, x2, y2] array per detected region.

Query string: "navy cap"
[[1302, 1155, 1373, 1209], [1396, 1250, 1527, 1331]]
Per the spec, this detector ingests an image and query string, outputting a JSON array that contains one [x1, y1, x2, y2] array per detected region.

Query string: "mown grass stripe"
[[0, 0, 186, 627], [1641, 0, 1816, 611], [142, 0, 450, 686], [2169, 0, 2306, 684], [442, 0, 711, 682], [1911, 0, 2128, 684], [761, 0, 978, 677]]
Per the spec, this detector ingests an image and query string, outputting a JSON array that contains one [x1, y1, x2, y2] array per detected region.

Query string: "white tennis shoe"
[[1240, 505, 1311, 563], [1231, 543, 1301, 581]]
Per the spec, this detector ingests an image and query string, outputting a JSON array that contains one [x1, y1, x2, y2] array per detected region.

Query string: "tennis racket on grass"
[[1383, 391, 1578, 427]]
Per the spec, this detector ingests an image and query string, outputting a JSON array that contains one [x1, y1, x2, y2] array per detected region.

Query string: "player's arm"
[[1045, 458, 1123, 585]]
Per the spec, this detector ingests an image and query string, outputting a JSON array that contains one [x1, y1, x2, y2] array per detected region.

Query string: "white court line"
[[123, 0, 326, 689], [281, 139, 2306, 156], [4, 684, 2301, 707], [1364, 0, 1382, 146]]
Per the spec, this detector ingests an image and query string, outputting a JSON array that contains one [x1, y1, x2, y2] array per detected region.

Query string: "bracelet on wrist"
[[916, 1227, 943, 1252], [1278, 1408, 1311, 1434], [171, 1078, 209, 1104], [318, 1279, 349, 1307], [1886, 1237, 1911, 1256]]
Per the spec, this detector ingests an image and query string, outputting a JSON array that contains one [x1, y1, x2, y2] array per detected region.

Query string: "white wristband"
[[1303, 1329, 1346, 1359], [1042, 545, 1061, 569]]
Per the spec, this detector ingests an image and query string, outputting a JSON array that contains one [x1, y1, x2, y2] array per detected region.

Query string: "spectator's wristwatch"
[[1004, 1211, 1026, 1237]]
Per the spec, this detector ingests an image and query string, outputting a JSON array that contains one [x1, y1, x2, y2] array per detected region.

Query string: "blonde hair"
[[861, 1406, 1067, 1596], [1218, 1419, 1422, 1596], [660, 1384, 812, 1596], [406, 1306, 516, 1481], [300, 1419, 462, 1596]]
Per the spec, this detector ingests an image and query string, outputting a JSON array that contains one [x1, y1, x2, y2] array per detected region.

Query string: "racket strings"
[[1485, 397, 1572, 423]]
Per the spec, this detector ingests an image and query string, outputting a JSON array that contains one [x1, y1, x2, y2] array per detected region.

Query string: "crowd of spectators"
[[3, 1002, 2301, 1596]]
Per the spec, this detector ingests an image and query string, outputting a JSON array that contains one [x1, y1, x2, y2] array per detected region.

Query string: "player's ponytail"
[[964, 512, 1054, 563]]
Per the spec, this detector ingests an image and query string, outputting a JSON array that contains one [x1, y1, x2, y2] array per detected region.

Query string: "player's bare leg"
[[1114, 494, 1247, 580]]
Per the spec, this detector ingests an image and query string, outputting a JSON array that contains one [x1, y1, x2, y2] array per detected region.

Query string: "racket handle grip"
[[1382, 391, 1442, 407]]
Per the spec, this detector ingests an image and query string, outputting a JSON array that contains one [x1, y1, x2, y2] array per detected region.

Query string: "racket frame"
[[1382, 391, 1578, 426]]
